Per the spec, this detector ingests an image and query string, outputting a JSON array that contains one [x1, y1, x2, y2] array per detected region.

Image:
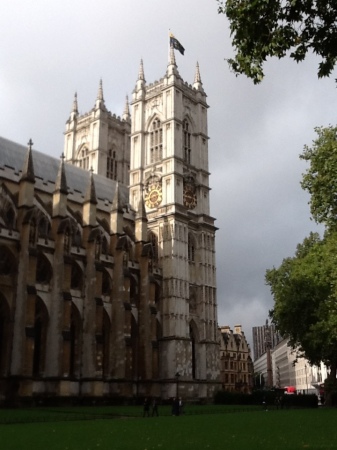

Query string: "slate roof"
[[0, 136, 129, 207]]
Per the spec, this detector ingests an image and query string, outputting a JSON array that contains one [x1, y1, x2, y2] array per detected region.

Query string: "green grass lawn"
[[1, 407, 336, 450]]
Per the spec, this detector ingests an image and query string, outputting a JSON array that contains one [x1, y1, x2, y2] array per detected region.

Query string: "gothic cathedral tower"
[[64, 81, 131, 185], [130, 48, 219, 398]]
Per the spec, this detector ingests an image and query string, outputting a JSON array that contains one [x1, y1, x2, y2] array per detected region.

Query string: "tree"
[[266, 231, 337, 404], [300, 125, 337, 230], [218, 0, 337, 84]]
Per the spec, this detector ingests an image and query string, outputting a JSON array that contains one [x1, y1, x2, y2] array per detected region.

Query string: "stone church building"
[[0, 48, 219, 404]]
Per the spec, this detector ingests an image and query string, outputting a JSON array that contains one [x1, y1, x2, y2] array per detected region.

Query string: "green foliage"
[[301, 126, 337, 229], [267, 231, 337, 370], [218, 0, 337, 83]]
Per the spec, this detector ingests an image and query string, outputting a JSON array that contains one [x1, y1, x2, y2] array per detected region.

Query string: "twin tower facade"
[[0, 49, 219, 403]]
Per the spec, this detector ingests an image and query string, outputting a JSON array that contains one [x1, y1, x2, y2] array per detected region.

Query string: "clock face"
[[145, 183, 162, 208], [183, 184, 197, 209]]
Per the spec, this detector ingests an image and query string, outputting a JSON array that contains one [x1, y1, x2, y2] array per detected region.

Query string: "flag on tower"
[[169, 33, 185, 55]]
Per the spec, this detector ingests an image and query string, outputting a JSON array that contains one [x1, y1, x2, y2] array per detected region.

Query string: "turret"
[[193, 62, 203, 91], [135, 59, 146, 94], [68, 92, 79, 123], [18, 139, 35, 208], [94, 79, 107, 111], [110, 182, 124, 235], [52, 153, 68, 217], [83, 169, 97, 227], [166, 45, 179, 79], [122, 95, 131, 123], [135, 193, 148, 242]]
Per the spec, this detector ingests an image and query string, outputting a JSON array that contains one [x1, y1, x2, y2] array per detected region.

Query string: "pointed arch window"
[[29, 219, 37, 246], [0, 246, 16, 276], [107, 148, 118, 180], [36, 252, 53, 284], [95, 235, 101, 260], [64, 228, 71, 254], [102, 269, 111, 296], [5, 207, 15, 230], [148, 231, 159, 264], [183, 119, 191, 164], [189, 323, 197, 379], [188, 234, 195, 262], [71, 262, 83, 291], [149, 118, 163, 164], [33, 298, 48, 377], [79, 147, 90, 170], [38, 217, 51, 240]]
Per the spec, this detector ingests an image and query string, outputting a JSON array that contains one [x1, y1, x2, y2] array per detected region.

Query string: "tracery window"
[[106, 149, 117, 180], [36, 253, 53, 284], [38, 217, 51, 240], [102, 236, 108, 256], [148, 231, 159, 263], [5, 207, 15, 230], [188, 234, 195, 262], [102, 270, 111, 296], [64, 229, 71, 254], [32, 298, 48, 377], [183, 119, 191, 164], [149, 118, 163, 164], [71, 262, 83, 291], [95, 236, 101, 260], [79, 147, 90, 170], [0, 247, 16, 276], [29, 219, 37, 246]]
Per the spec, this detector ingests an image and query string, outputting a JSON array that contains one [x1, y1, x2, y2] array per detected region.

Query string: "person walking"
[[143, 398, 150, 417], [178, 397, 183, 415], [151, 397, 159, 416]]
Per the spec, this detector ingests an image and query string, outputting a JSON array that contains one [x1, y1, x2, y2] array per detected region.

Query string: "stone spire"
[[84, 169, 97, 205], [18, 139, 35, 207], [72, 92, 78, 114], [52, 153, 68, 217], [68, 92, 79, 123], [83, 169, 97, 226], [122, 95, 131, 122], [111, 182, 124, 213], [135, 193, 148, 242], [167, 45, 179, 78], [55, 153, 68, 195], [138, 59, 145, 81], [110, 182, 124, 234], [193, 62, 203, 91], [169, 44, 177, 66], [21, 139, 35, 183], [95, 79, 107, 110], [135, 59, 146, 92]]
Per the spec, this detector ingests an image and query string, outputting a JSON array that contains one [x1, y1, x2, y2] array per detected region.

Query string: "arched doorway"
[[32, 298, 49, 377], [189, 321, 199, 380], [0, 294, 11, 376], [102, 309, 111, 378], [69, 303, 82, 378]]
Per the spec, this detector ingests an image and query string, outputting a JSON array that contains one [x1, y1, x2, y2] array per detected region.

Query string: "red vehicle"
[[283, 386, 296, 395]]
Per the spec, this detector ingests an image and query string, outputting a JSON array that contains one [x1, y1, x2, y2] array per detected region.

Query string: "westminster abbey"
[[0, 49, 219, 404]]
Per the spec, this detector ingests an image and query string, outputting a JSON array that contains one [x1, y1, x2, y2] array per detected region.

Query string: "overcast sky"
[[1, 0, 335, 352]]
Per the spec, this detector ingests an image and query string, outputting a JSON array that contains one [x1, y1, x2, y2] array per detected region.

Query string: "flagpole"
[[168, 28, 171, 61]]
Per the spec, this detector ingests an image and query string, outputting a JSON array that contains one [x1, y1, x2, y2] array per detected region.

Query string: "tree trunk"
[[324, 361, 337, 407]]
